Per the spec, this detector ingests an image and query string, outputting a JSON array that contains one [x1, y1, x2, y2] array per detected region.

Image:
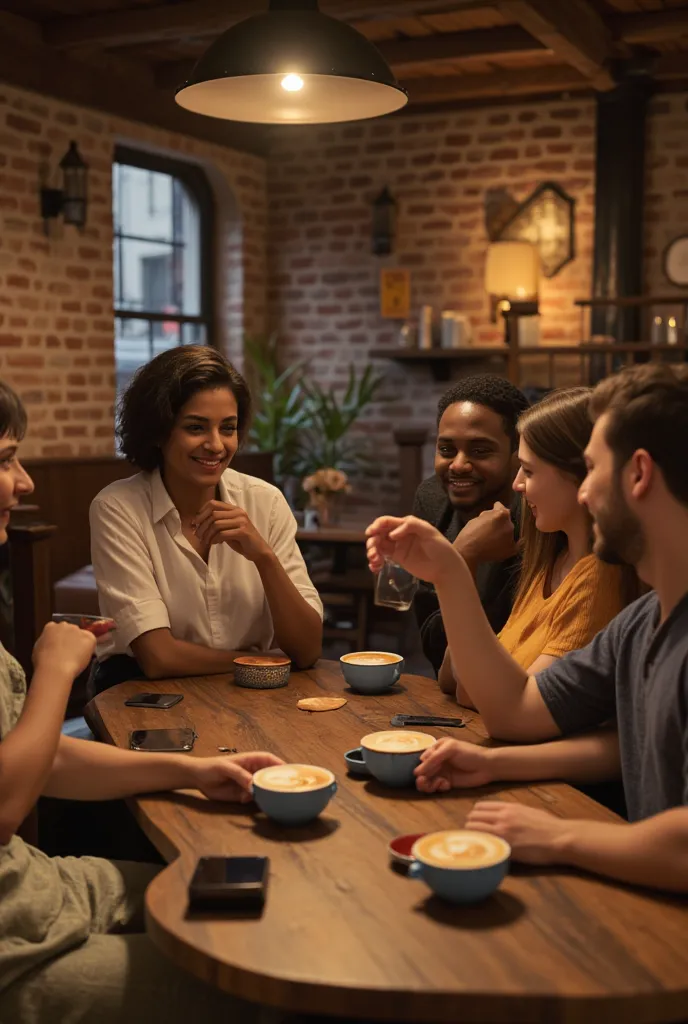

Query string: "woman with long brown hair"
[[391, 386, 638, 704]]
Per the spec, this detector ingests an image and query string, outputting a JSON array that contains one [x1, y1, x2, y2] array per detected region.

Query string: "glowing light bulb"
[[281, 74, 304, 92]]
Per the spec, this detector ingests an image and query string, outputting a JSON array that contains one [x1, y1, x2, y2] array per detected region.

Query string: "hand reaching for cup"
[[414, 737, 495, 793], [454, 501, 519, 566], [366, 515, 460, 586]]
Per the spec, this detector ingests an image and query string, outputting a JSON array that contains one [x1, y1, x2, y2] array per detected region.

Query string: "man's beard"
[[593, 476, 645, 566]]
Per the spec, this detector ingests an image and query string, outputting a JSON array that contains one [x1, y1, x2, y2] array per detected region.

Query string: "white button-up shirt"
[[90, 467, 323, 662]]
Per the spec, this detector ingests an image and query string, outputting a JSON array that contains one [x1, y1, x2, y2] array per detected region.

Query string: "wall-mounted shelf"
[[369, 347, 510, 381], [370, 344, 688, 385]]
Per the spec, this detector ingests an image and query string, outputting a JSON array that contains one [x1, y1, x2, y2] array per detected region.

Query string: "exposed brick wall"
[[267, 96, 597, 509], [0, 82, 267, 458], [645, 92, 688, 297]]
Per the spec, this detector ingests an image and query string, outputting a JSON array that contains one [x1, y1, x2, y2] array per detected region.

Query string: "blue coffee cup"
[[252, 764, 336, 825], [340, 652, 404, 694], [360, 730, 435, 787], [409, 831, 510, 903]]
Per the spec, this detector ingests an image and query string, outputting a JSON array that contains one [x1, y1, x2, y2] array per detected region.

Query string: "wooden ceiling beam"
[[0, 12, 265, 155], [403, 63, 590, 104], [497, 0, 617, 91], [614, 10, 688, 46], [44, 0, 495, 50], [154, 24, 548, 88]]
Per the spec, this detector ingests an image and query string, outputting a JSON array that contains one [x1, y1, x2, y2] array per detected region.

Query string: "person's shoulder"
[[413, 475, 448, 523], [91, 470, 149, 511], [605, 589, 659, 642]]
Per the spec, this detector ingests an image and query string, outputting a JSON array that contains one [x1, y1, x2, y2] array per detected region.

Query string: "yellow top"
[[497, 554, 625, 671]]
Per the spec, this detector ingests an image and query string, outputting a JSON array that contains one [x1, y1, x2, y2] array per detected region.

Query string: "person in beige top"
[[90, 346, 323, 692], [0, 380, 286, 1023]]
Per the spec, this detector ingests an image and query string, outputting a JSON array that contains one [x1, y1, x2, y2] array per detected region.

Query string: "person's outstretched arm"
[[366, 515, 556, 740]]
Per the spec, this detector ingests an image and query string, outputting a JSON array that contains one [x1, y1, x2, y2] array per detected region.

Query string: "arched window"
[[113, 146, 214, 398]]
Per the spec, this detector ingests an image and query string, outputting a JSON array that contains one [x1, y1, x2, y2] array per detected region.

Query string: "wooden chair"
[[312, 569, 373, 652]]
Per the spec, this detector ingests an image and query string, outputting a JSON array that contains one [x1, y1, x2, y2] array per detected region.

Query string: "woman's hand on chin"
[[365, 515, 461, 585], [193, 500, 273, 563]]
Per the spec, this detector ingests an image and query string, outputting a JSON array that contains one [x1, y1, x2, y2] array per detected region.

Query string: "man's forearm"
[[256, 551, 322, 669], [558, 809, 688, 892], [133, 629, 244, 679], [44, 735, 199, 801], [489, 727, 621, 785]]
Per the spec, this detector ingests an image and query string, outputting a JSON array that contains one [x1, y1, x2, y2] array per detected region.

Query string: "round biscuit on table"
[[297, 697, 348, 712]]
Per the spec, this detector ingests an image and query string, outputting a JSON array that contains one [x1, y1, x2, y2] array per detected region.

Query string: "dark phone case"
[[188, 857, 268, 911], [129, 728, 196, 752], [124, 694, 184, 709], [390, 714, 465, 728]]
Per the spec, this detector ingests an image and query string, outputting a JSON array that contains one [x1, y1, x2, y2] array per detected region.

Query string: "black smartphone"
[[188, 856, 269, 911], [124, 693, 184, 709], [391, 714, 465, 728], [129, 727, 196, 752]]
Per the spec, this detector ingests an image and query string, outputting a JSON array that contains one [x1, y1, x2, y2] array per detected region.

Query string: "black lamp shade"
[[59, 141, 88, 229], [175, 1, 407, 124]]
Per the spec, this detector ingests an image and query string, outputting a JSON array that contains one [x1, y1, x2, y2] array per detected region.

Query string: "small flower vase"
[[315, 494, 340, 527]]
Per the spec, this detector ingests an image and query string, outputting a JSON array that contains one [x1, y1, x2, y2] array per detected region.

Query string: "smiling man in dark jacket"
[[413, 375, 529, 675]]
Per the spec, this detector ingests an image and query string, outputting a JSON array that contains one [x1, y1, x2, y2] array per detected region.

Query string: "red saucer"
[[388, 833, 427, 865]]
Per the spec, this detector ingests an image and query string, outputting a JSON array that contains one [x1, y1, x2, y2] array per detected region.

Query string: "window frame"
[[113, 145, 216, 354]]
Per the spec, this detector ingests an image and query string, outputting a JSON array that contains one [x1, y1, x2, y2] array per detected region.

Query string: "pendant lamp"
[[175, 0, 408, 125]]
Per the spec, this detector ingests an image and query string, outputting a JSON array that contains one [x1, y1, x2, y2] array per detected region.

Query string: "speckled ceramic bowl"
[[233, 655, 291, 689]]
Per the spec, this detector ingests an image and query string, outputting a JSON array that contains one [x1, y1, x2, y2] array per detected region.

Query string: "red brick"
[[66, 266, 91, 281], [6, 113, 41, 134], [532, 126, 561, 139], [0, 334, 21, 347], [6, 274, 29, 289]]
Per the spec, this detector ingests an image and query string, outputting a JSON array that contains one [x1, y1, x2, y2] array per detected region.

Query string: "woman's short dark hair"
[[117, 346, 252, 472], [0, 380, 27, 441]]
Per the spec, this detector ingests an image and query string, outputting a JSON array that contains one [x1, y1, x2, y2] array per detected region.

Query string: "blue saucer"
[[344, 747, 371, 777]]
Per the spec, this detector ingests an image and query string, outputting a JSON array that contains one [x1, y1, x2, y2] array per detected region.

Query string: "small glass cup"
[[374, 558, 418, 611]]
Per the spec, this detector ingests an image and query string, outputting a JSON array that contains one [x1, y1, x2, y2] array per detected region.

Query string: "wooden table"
[[87, 664, 688, 1024]]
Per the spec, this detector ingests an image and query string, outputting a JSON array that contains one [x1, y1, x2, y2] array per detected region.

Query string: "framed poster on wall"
[[380, 268, 410, 319]]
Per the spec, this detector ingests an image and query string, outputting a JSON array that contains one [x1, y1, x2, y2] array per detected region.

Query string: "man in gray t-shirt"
[[537, 590, 688, 823], [370, 364, 688, 894]]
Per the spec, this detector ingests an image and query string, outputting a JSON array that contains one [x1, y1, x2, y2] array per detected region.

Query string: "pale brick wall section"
[[0, 82, 267, 458], [267, 97, 597, 511], [644, 93, 688, 297]]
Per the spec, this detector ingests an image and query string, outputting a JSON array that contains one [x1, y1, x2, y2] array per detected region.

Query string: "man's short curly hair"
[[117, 346, 252, 472], [436, 374, 530, 449]]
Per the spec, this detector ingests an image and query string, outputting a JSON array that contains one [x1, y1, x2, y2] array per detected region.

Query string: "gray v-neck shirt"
[[537, 590, 688, 822]]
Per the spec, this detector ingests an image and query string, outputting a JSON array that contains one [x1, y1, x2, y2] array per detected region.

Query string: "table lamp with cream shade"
[[485, 240, 540, 385]]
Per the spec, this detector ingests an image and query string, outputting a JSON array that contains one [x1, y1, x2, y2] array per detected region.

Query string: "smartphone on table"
[[129, 727, 196, 752], [188, 856, 269, 911], [124, 693, 184, 709], [391, 714, 465, 729], [52, 613, 116, 639]]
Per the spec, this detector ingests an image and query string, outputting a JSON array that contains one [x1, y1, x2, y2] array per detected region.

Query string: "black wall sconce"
[[372, 186, 396, 256], [40, 141, 89, 234]]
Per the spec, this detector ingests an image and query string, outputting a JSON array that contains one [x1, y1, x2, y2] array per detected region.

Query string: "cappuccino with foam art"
[[341, 652, 402, 667], [252, 764, 337, 825], [253, 764, 333, 793], [413, 830, 509, 869], [361, 731, 435, 755]]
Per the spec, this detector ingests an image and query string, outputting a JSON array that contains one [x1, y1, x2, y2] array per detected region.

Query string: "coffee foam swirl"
[[253, 764, 333, 793], [414, 830, 509, 869], [361, 730, 435, 754], [342, 652, 402, 666]]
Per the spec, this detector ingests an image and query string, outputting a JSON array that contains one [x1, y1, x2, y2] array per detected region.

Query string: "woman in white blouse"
[[90, 346, 323, 692]]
